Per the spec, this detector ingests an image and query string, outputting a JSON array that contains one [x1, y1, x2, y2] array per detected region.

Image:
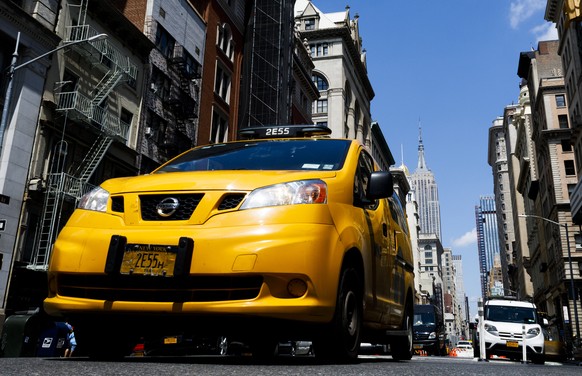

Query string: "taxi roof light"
[[238, 124, 332, 140]]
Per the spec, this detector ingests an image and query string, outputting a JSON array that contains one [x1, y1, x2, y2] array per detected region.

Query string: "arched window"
[[312, 73, 328, 91], [217, 23, 233, 59]]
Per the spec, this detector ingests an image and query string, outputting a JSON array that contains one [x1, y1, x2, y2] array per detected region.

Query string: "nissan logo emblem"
[[156, 197, 180, 217]]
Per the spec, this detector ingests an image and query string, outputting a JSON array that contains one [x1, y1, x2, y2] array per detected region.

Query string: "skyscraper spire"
[[417, 118, 427, 170]]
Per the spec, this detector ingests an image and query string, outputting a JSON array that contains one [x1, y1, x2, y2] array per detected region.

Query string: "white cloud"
[[509, 0, 547, 29], [532, 22, 559, 42], [452, 228, 477, 248]]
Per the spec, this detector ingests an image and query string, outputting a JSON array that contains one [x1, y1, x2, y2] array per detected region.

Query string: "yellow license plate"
[[164, 336, 178, 345], [413, 344, 423, 349], [506, 340, 519, 348], [120, 244, 177, 276]]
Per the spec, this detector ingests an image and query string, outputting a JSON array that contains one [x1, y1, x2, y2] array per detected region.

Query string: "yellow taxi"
[[44, 124, 415, 362]]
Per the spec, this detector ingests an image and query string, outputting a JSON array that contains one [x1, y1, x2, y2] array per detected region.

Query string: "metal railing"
[[55, 91, 129, 140]]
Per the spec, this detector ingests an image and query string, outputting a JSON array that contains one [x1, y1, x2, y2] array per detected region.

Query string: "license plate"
[[506, 340, 519, 348], [164, 336, 178, 345], [413, 344, 423, 349], [120, 244, 177, 276]]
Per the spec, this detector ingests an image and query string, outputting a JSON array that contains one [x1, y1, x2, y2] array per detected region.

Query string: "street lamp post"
[[518, 214, 580, 346], [0, 32, 107, 156]]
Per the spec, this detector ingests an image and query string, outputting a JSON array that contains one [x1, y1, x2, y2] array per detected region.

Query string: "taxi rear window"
[[155, 139, 351, 172]]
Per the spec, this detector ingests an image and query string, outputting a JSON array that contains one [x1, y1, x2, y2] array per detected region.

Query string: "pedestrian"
[[64, 321, 77, 358]]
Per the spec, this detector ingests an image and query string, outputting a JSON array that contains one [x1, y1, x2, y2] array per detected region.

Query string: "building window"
[[305, 18, 315, 30], [426, 259, 433, 264], [565, 160, 576, 176], [559, 114, 569, 128], [147, 110, 168, 144], [556, 94, 566, 107], [211, 110, 228, 143], [214, 63, 231, 103], [155, 24, 175, 58], [310, 43, 329, 57], [313, 99, 327, 113], [312, 73, 328, 91], [316, 121, 328, 127], [424, 251, 432, 258], [151, 67, 171, 100], [217, 23, 233, 59], [120, 108, 133, 127], [562, 139, 573, 152]]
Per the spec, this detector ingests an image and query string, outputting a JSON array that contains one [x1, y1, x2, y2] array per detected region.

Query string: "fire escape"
[[28, 0, 138, 270], [163, 44, 201, 156]]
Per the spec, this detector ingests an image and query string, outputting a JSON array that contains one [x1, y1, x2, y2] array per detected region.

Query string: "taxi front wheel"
[[314, 267, 362, 362], [391, 303, 413, 360]]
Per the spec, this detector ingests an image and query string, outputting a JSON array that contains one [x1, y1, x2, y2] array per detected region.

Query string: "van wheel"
[[391, 302, 413, 360], [314, 267, 362, 362]]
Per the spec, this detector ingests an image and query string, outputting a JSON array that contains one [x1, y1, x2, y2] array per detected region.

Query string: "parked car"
[[44, 124, 415, 362]]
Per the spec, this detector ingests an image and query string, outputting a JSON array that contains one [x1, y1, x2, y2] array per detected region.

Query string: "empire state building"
[[410, 126, 442, 240]]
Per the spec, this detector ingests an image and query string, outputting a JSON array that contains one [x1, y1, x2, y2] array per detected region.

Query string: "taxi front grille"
[[218, 193, 246, 210], [57, 274, 263, 302], [140, 194, 203, 220]]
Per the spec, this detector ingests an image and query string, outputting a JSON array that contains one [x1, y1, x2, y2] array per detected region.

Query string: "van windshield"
[[413, 312, 436, 326], [485, 306, 538, 324]]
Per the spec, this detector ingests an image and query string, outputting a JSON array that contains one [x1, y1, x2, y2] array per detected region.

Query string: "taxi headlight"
[[78, 186, 110, 212], [240, 180, 327, 210]]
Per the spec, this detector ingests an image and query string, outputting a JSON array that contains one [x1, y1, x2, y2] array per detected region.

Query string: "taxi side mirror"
[[367, 171, 393, 199]]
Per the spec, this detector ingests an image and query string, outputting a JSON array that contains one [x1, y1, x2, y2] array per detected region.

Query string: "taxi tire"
[[314, 267, 362, 363], [390, 301, 413, 361]]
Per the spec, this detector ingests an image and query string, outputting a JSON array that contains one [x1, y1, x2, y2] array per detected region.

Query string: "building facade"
[[517, 38, 580, 347], [294, 1, 375, 144], [502, 83, 535, 300]]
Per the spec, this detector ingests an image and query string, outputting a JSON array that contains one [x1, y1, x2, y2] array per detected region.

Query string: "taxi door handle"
[[383, 223, 388, 237]]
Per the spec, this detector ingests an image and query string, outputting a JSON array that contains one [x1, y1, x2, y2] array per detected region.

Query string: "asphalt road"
[[0, 355, 580, 376]]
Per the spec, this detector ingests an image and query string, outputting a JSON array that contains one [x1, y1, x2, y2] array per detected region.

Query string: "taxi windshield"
[[155, 139, 351, 172]]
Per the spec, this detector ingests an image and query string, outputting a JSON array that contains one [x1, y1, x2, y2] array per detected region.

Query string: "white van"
[[475, 298, 545, 364]]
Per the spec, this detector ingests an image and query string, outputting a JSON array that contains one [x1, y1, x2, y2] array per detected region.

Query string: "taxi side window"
[[388, 195, 409, 235], [353, 152, 377, 209]]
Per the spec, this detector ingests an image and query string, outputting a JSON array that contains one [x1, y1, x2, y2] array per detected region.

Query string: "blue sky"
[[309, 0, 558, 317]]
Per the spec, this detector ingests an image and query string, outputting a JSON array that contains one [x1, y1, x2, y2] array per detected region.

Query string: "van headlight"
[[240, 180, 327, 209], [484, 323, 499, 336], [428, 332, 436, 339], [527, 327, 541, 336], [78, 186, 109, 212]]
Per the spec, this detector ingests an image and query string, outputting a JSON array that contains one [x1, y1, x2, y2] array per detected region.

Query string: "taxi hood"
[[100, 170, 338, 194]]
